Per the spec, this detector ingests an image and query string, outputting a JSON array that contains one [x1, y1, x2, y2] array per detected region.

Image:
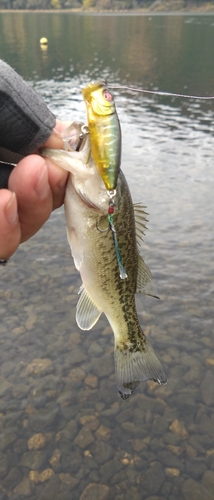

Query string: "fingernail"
[[35, 164, 49, 199], [5, 192, 18, 225]]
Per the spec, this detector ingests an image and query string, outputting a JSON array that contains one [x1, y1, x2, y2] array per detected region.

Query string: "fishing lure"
[[82, 81, 121, 191], [82, 81, 127, 279]]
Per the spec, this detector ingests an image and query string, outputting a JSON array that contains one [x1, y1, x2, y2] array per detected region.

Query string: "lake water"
[[1, 11, 214, 500]]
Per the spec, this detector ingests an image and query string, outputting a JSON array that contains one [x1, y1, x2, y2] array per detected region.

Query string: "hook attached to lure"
[[107, 190, 127, 280], [96, 189, 127, 279]]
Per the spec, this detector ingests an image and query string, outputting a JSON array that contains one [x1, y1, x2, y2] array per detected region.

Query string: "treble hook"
[[96, 217, 110, 233], [76, 125, 90, 152], [96, 216, 123, 234]]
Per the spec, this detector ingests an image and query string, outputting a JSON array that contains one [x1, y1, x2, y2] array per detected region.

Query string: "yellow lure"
[[82, 81, 121, 191]]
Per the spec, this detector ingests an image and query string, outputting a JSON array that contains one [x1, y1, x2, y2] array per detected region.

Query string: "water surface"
[[0, 12, 214, 500]]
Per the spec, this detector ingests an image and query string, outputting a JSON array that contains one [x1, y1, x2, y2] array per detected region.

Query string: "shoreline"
[[1, 4, 214, 13]]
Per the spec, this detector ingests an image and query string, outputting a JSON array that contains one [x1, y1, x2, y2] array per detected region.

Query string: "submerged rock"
[[13, 477, 32, 497], [80, 483, 110, 500], [182, 478, 213, 500], [26, 358, 53, 376], [169, 419, 188, 439], [28, 433, 47, 450], [74, 426, 94, 448]]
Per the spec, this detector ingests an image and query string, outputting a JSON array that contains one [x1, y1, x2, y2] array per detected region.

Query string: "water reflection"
[[0, 12, 214, 500], [1, 12, 214, 97]]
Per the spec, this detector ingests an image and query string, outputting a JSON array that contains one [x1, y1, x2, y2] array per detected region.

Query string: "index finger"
[[42, 120, 71, 149]]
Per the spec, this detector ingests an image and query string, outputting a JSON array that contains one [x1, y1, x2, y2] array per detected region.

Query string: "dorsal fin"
[[134, 203, 148, 246]]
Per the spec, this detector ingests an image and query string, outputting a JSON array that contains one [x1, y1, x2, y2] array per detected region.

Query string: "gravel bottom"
[[0, 210, 214, 500]]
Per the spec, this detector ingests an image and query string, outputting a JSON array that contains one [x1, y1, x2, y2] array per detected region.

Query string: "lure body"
[[82, 81, 121, 191]]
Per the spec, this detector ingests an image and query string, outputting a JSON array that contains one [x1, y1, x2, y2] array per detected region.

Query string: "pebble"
[[205, 358, 214, 366], [92, 354, 113, 377], [68, 367, 86, 383], [28, 433, 47, 450], [202, 470, 214, 494], [39, 474, 60, 500], [26, 358, 53, 375], [79, 415, 100, 431], [28, 405, 60, 432], [29, 470, 40, 483], [80, 482, 110, 500], [100, 459, 123, 482], [130, 438, 148, 452], [85, 374, 98, 388], [39, 468, 55, 482], [49, 448, 62, 468], [29, 468, 54, 483], [166, 444, 183, 456], [2, 466, 22, 489], [0, 431, 17, 451], [140, 463, 165, 495], [13, 477, 32, 497], [95, 425, 111, 441], [182, 478, 214, 500], [74, 427, 94, 448], [165, 467, 180, 477], [61, 419, 78, 440], [185, 457, 207, 479], [20, 450, 48, 470], [169, 419, 189, 439], [92, 441, 114, 464], [59, 472, 79, 489]]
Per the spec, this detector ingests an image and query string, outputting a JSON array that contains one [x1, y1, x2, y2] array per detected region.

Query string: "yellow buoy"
[[40, 37, 48, 45]]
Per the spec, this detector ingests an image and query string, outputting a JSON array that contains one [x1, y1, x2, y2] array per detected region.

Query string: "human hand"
[[0, 121, 68, 262]]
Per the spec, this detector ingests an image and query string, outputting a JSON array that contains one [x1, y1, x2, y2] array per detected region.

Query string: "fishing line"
[[108, 85, 214, 100]]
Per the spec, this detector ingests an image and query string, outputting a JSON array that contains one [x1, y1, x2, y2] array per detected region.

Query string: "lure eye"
[[103, 90, 113, 101]]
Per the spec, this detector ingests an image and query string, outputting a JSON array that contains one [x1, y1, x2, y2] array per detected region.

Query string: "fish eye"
[[103, 90, 113, 101]]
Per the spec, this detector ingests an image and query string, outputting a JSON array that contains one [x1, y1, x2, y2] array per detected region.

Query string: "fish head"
[[41, 120, 120, 214], [82, 81, 121, 192]]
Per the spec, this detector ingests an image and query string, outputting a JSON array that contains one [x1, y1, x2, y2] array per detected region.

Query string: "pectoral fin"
[[76, 286, 102, 330], [67, 228, 83, 271], [136, 254, 159, 299]]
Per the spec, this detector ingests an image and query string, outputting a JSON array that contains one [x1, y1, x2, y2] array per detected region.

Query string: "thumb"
[[0, 190, 21, 261]]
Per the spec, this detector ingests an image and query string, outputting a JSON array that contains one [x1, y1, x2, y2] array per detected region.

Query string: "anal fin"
[[136, 254, 159, 299], [76, 286, 102, 330]]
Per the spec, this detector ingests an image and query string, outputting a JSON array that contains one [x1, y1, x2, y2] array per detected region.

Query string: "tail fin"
[[114, 339, 167, 400]]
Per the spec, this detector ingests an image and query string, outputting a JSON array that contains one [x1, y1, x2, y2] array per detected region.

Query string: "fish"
[[41, 82, 167, 399]]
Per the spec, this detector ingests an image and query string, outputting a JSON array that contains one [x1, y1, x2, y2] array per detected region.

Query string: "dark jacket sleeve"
[[0, 60, 56, 188]]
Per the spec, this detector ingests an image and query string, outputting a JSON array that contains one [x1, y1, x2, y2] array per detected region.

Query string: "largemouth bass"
[[41, 83, 167, 399]]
